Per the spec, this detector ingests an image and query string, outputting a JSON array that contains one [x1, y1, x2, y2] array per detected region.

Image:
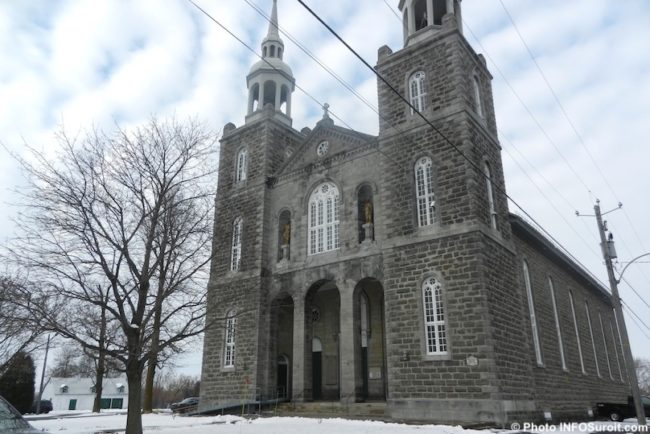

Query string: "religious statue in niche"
[[363, 200, 373, 224], [282, 222, 291, 245], [362, 199, 375, 243]]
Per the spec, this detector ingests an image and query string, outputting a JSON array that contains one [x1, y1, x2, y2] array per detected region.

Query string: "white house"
[[41, 377, 129, 411]]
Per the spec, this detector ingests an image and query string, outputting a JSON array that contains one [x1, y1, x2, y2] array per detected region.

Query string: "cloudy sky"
[[1, 0, 649, 375]]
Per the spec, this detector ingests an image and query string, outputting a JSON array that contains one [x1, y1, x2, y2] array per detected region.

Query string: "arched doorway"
[[270, 294, 294, 400], [277, 354, 290, 400], [354, 278, 386, 401], [305, 280, 340, 401], [311, 337, 323, 400]]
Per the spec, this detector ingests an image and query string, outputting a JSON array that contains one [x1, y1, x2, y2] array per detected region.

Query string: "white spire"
[[245, 0, 295, 126], [266, 0, 280, 41]]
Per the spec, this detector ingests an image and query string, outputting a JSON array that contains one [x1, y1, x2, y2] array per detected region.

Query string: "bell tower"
[[399, 0, 462, 46], [245, 0, 295, 126]]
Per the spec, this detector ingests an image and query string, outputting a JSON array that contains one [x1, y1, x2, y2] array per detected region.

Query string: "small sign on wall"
[[369, 367, 382, 380]]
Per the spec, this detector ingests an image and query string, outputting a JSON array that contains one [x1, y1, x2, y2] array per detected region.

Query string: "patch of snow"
[[27, 413, 650, 434]]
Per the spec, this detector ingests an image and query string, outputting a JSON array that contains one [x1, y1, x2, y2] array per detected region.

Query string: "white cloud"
[[1, 0, 649, 361]]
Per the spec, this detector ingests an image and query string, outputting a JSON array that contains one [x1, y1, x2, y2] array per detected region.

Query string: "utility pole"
[[592, 200, 646, 425], [36, 334, 51, 414]]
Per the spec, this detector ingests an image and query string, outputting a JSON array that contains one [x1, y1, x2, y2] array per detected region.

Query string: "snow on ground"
[[25, 412, 650, 434], [26, 412, 485, 434]]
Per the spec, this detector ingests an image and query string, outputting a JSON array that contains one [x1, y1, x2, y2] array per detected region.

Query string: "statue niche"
[[357, 185, 374, 243], [278, 210, 291, 263]]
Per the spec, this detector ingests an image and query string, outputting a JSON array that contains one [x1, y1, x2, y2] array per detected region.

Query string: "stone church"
[[200, 0, 628, 424]]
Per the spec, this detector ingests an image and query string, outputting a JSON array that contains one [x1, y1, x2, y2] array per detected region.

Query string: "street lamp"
[[617, 253, 650, 284]]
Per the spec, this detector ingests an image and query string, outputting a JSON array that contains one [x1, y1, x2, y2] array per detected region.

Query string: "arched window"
[[413, 0, 428, 31], [569, 291, 586, 374], [433, 0, 447, 25], [236, 149, 248, 182], [483, 162, 497, 229], [584, 301, 600, 376], [523, 260, 542, 365], [224, 310, 237, 367], [548, 277, 566, 370], [270, 45, 276, 57], [609, 317, 624, 381], [308, 182, 340, 255], [598, 311, 613, 380], [415, 156, 435, 227], [409, 71, 427, 114], [231, 217, 242, 271], [422, 276, 447, 355], [473, 75, 483, 118]]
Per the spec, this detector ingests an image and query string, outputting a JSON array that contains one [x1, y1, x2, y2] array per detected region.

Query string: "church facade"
[[199, 0, 628, 424]]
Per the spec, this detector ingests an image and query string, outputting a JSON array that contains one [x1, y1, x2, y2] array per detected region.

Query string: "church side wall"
[[512, 232, 629, 421], [199, 123, 270, 411]]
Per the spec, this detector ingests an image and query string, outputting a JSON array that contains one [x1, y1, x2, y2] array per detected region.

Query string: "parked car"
[[30, 400, 53, 414], [0, 395, 47, 433], [170, 397, 199, 414], [594, 396, 650, 421]]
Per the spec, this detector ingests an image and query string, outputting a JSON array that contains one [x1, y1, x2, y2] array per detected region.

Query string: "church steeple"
[[399, 0, 463, 47], [246, 0, 295, 126], [262, 0, 282, 54]]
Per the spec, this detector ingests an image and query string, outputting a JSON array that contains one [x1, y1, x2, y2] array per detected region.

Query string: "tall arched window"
[[231, 217, 242, 271], [414, 0, 428, 30], [473, 75, 483, 118], [569, 291, 586, 374], [598, 311, 613, 380], [308, 182, 340, 255], [548, 277, 566, 370], [223, 310, 237, 368], [483, 162, 497, 229], [415, 156, 435, 227], [584, 301, 600, 377], [422, 276, 447, 355], [236, 149, 248, 182], [409, 71, 427, 113], [523, 260, 542, 365]]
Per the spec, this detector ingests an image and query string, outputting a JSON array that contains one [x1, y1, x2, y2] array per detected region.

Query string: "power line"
[[500, 141, 600, 261], [619, 276, 650, 311], [496, 0, 650, 308], [497, 0, 622, 203], [295, 0, 612, 291], [460, 21, 592, 197], [247, 0, 604, 279], [379, 0, 605, 267], [186, 1, 369, 145], [623, 301, 650, 333], [624, 305, 650, 341]]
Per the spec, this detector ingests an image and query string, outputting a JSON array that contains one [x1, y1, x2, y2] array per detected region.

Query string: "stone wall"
[[511, 218, 628, 420]]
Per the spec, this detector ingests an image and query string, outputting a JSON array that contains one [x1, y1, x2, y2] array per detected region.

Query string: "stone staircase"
[[269, 401, 388, 420]]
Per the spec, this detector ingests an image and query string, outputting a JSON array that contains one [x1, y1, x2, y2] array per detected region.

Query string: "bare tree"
[[0, 277, 43, 376], [637, 358, 650, 395], [5, 118, 217, 434], [48, 345, 83, 378]]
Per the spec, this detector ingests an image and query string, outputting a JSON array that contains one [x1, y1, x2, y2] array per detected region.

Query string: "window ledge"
[[423, 352, 451, 362], [415, 223, 439, 237]]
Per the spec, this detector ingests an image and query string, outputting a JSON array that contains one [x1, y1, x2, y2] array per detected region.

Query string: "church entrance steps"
[[270, 401, 388, 420]]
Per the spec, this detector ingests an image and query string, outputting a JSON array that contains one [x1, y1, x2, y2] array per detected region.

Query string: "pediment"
[[277, 119, 377, 176]]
